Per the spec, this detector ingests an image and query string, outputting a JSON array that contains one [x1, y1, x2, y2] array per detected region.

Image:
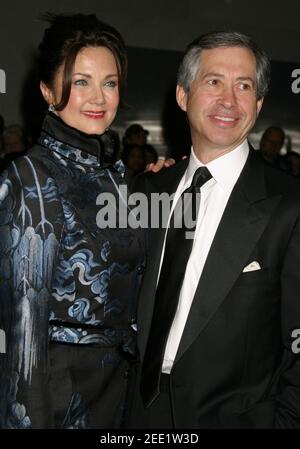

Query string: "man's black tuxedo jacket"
[[132, 148, 300, 428]]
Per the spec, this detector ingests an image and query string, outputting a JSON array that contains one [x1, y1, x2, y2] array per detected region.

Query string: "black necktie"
[[141, 166, 212, 407]]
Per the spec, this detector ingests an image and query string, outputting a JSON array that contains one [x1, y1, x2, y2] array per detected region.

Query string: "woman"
[[0, 13, 145, 429]]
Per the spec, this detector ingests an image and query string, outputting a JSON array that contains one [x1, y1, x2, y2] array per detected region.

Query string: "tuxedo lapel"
[[175, 150, 282, 364]]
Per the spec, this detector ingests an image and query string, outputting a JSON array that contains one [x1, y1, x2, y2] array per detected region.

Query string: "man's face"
[[176, 46, 264, 161]]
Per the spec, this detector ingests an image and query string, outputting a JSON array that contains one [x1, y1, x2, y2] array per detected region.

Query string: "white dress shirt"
[[159, 141, 250, 373]]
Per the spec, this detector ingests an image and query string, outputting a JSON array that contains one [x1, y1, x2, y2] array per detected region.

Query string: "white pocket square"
[[242, 261, 261, 273]]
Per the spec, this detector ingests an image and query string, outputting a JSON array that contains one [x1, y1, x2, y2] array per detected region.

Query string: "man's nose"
[[218, 85, 236, 108]]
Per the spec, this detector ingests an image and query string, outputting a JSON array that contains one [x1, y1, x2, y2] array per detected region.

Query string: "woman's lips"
[[82, 111, 105, 119]]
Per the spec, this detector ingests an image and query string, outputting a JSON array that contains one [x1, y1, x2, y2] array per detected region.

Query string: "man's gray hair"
[[177, 31, 271, 99]]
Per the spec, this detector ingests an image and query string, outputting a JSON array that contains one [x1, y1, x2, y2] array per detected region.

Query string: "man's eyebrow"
[[201, 73, 255, 84], [201, 72, 224, 79], [236, 76, 255, 85]]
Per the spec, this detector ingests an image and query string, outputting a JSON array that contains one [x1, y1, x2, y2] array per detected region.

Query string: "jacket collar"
[[38, 112, 124, 175]]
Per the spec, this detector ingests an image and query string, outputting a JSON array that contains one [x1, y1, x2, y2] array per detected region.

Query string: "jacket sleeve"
[[275, 211, 300, 428], [0, 158, 63, 428]]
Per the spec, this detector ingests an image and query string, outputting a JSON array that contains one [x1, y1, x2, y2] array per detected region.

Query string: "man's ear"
[[256, 97, 264, 117], [176, 85, 188, 112], [40, 81, 54, 105]]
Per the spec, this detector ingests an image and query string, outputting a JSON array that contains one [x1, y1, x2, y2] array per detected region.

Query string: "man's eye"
[[74, 79, 88, 86], [240, 83, 251, 90], [207, 79, 218, 86]]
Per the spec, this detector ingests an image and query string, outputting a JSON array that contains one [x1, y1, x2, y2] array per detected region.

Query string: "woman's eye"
[[105, 80, 118, 88], [207, 79, 218, 86], [74, 79, 88, 86]]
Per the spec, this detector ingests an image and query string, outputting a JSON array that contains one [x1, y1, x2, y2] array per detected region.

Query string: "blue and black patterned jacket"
[[0, 112, 145, 428]]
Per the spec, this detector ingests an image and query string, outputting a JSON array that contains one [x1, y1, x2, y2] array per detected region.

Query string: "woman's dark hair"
[[38, 13, 127, 110]]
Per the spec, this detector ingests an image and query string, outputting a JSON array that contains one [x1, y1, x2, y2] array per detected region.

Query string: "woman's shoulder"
[[0, 144, 64, 216], [1, 143, 57, 185]]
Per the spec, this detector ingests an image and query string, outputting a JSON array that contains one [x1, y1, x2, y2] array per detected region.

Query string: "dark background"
[[1, 0, 300, 155]]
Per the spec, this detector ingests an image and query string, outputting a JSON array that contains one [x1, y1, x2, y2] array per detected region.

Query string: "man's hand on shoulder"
[[145, 156, 187, 173]]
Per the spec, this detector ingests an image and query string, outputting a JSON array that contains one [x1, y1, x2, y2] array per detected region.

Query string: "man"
[[128, 31, 300, 428], [260, 125, 290, 172]]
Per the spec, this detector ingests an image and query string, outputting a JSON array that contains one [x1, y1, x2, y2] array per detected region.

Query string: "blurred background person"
[[2, 124, 27, 155], [122, 123, 158, 168], [123, 123, 149, 147], [287, 151, 300, 177], [259, 125, 290, 172], [143, 143, 158, 165], [0, 124, 27, 172], [122, 143, 146, 184]]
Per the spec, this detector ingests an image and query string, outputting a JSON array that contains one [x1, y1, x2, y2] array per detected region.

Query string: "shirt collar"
[[185, 140, 249, 191]]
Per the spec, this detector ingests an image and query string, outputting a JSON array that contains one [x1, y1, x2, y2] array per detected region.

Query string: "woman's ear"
[[40, 81, 54, 105]]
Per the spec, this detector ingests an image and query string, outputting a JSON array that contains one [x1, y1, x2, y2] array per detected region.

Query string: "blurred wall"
[[0, 0, 300, 153]]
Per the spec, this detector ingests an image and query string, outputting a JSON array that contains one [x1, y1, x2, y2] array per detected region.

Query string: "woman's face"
[[41, 46, 120, 135]]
